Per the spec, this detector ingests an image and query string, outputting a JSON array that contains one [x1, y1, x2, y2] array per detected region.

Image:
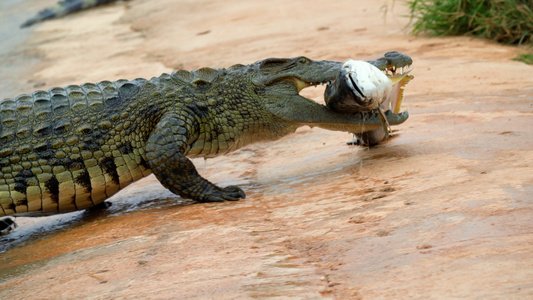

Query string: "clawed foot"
[[200, 185, 246, 202], [0, 217, 17, 236]]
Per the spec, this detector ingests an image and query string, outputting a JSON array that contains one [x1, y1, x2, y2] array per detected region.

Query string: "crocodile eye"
[[297, 57, 309, 64]]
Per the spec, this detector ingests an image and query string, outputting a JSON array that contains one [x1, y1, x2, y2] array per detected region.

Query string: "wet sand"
[[1, 0, 532, 298]]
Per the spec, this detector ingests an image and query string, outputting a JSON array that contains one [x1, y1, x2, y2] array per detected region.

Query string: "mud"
[[1, 0, 532, 299]]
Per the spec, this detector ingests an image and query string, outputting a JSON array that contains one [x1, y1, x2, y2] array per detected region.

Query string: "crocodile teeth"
[[382, 64, 413, 76]]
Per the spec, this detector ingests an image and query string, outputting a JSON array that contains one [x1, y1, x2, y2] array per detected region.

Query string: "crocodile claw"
[[221, 185, 247, 201], [201, 185, 246, 202]]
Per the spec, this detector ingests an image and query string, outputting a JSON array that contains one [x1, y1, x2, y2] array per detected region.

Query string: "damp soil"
[[1, 0, 532, 299]]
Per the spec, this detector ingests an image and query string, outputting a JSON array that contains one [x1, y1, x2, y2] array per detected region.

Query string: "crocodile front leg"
[[144, 114, 246, 202]]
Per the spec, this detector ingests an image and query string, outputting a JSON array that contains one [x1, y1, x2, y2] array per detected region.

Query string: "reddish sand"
[[0, 0, 532, 298]]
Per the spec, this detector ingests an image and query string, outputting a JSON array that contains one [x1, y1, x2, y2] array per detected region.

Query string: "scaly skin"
[[21, 0, 126, 28], [0, 54, 409, 222]]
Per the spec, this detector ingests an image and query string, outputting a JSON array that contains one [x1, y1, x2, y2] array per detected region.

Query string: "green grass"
[[513, 53, 533, 64], [407, 0, 533, 46]]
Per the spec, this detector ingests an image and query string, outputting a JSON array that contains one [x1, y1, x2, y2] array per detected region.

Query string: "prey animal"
[[0, 52, 412, 234], [325, 55, 413, 145]]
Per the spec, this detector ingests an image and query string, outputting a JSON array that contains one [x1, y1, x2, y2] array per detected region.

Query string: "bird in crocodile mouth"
[[323, 59, 412, 113], [328, 59, 413, 141], [294, 59, 413, 142]]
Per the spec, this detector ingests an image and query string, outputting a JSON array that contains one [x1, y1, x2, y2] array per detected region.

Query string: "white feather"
[[342, 59, 392, 102]]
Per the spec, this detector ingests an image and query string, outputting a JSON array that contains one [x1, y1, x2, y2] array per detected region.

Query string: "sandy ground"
[[1, 0, 533, 299]]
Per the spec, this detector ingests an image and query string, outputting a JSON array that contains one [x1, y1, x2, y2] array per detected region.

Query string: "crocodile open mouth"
[[295, 62, 413, 114], [294, 60, 412, 144], [326, 61, 412, 112]]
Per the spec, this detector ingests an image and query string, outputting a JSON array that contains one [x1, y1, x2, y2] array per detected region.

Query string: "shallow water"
[[0, 169, 202, 251]]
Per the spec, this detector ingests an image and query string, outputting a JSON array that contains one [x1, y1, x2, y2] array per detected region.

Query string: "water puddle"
[[0, 211, 84, 253], [0, 176, 191, 254]]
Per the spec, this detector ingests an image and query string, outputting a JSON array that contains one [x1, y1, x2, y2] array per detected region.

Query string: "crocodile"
[[21, 0, 127, 28], [0, 52, 411, 234]]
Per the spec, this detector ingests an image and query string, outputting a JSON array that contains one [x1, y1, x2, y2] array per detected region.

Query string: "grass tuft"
[[513, 53, 533, 64], [407, 0, 533, 46]]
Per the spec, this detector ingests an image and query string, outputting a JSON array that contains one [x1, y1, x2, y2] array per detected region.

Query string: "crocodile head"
[[247, 52, 412, 135]]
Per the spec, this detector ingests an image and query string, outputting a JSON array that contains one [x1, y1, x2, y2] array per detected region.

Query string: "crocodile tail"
[[21, 0, 121, 28]]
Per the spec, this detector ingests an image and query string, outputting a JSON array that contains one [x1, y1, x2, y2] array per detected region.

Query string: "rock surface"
[[1, 0, 532, 298]]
